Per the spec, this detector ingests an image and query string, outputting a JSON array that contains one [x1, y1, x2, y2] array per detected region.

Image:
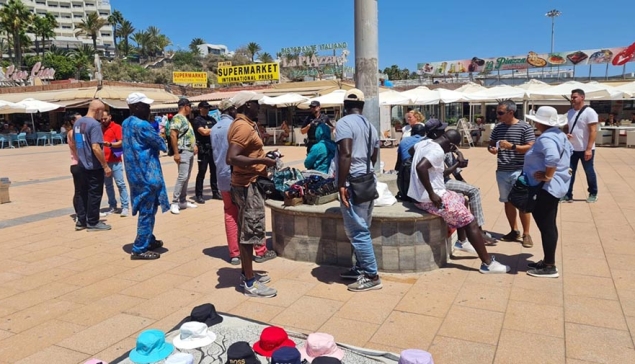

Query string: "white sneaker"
[[100, 208, 115, 217], [453, 240, 477, 254], [179, 202, 197, 209], [170, 204, 180, 215], [120, 208, 129, 217], [479, 256, 510, 274]]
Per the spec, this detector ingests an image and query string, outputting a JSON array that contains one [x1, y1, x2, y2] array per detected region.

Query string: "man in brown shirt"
[[227, 91, 277, 298]]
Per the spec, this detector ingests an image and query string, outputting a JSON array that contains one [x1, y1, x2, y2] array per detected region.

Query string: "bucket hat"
[[83, 360, 108, 364], [525, 106, 567, 127], [228, 341, 260, 364], [189, 303, 223, 326], [253, 326, 296, 357], [172, 322, 216, 350], [298, 333, 344, 363], [165, 353, 195, 364], [398, 349, 434, 364], [129, 329, 174, 364], [311, 357, 342, 364], [271, 347, 302, 364]]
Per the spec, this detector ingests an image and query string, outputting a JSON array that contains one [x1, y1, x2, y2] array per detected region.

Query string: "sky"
[[110, 0, 635, 76]]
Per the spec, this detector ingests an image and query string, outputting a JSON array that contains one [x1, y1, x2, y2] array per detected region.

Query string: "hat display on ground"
[[83, 360, 108, 364], [129, 329, 174, 364], [297, 333, 344, 363], [189, 303, 223, 326], [271, 346, 302, 364], [165, 352, 195, 364], [398, 349, 434, 364], [311, 357, 342, 364], [172, 321, 217, 350], [252, 326, 296, 357], [227, 341, 260, 364]]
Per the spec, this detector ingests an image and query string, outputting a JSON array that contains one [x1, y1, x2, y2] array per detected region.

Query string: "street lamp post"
[[546, 9, 561, 75]]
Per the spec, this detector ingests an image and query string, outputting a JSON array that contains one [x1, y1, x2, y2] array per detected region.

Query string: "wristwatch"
[[511, 143, 517, 151]]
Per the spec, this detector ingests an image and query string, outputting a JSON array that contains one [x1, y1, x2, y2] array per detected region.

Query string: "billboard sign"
[[216, 63, 280, 84]]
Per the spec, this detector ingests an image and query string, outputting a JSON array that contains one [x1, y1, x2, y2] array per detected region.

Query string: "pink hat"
[[398, 349, 434, 364], [298, 333, 344, 363], [83, 360, 108, 364]]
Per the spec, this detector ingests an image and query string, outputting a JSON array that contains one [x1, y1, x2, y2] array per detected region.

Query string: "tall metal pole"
[[354, 0, 380, 172], [546, 10, 561, 76]]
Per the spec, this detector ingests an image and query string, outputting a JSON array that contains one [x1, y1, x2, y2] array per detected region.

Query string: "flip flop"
[[131, 251, 160, 260]]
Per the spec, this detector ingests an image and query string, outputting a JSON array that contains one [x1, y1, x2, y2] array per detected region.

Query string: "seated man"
[[258, 124, 272, 145], [408, 129, 509, 274], [395, 123, 427, 202]]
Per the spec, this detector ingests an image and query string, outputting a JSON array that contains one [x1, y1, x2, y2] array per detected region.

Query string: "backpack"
[[396, 158, 414, 202]]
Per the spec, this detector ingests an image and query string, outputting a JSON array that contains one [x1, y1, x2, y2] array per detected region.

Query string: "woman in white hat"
[[523, 106, 573, 278]]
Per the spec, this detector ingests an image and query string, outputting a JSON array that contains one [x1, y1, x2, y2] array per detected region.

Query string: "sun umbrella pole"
[[31, 113, 36, 133]]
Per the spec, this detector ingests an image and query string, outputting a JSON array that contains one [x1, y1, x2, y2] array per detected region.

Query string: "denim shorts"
[[496, 170, 522, 203]]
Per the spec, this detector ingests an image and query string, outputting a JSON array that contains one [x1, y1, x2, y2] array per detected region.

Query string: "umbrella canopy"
[[259, 93, 309, 107], [14, 98, 63, 113], [298, 89, 347, 109], [0, 100, 27, 114], [379, 89, 414, 106], [401, 86, 465, 104], [455, 82, 487, 94], [530, 81, 624, 101], [615, 81, 635, 97], [463, 85, 527, 102]]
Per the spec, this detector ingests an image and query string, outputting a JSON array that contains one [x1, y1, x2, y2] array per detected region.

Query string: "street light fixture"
[[546, 9, 562, 75]]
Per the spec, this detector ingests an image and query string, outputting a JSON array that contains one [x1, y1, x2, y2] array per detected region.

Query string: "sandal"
[[131, 251, 161, 260], [149, 240, 164, 250]]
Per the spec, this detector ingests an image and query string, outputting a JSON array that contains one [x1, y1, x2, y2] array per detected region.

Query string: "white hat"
[[165, 353, 194, 364], [525, 106, 567, 127], [126, 92, 154, 105], [229, 91, 264, 108], [172, 322, 216, 350], [344, 88, 365, 102]]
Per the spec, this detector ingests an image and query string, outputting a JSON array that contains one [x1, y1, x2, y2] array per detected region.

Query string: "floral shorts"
[[415, 191, 475, 229]]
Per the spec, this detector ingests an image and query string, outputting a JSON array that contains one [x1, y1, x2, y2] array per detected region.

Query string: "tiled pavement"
[[1, 143, 635, 364]]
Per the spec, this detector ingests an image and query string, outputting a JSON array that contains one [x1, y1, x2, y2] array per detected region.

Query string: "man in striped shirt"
[[488, 100, 536, 248]]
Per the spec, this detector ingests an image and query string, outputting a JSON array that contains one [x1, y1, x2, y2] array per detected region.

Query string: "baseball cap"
[[424, 118, 448, 132], [178, 98, 192, 108], [344, 88, 365, 102], [218, 99, 235, 112], [197, 101, 211, 109], [309, 100, 320, 108], [126, 92, 154, 105]]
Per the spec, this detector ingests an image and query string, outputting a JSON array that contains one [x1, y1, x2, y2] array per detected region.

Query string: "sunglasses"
[[497, 111, 509, 116]]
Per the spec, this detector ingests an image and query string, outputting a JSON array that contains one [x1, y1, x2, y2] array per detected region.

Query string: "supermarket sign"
[[173, 71, 208, 85], [216, 63, 280, 84]]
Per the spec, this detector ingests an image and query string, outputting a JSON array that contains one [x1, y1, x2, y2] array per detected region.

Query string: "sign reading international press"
[[216, 63, 280, 84], [172, 72, 208, 87]]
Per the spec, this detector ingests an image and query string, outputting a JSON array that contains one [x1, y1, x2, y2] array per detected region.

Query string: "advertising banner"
[[216, 63, 280, 84], [417, 42, 635, 76], [173, 71, 208, 84]]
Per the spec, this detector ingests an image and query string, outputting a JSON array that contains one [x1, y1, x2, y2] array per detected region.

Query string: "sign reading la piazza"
[[279, 42, 349, 69]]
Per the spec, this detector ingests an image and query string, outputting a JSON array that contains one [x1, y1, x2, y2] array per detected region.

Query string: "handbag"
[[347, 116, 379, 204], [508, 135, 566, 213], [255, 176, 281, 200]]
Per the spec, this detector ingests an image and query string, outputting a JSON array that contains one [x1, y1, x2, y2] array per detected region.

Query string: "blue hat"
[[272, 347, 302, 364], [129, 329, 174, 364]]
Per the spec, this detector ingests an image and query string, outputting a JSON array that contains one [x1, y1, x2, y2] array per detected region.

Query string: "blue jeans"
[[104, 161, 129, 209], [567, 150, 597, 199], [340, 196, 378, 276]]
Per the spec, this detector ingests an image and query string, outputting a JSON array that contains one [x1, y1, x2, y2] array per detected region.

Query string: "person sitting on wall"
[[304, 123, 336, 174]]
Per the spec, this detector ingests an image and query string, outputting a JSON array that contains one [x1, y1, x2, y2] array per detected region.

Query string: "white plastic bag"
[[374, 182, 397, 207]]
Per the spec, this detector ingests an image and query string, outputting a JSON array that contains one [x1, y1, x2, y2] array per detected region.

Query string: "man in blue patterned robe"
[[122, 92, 170, 260]]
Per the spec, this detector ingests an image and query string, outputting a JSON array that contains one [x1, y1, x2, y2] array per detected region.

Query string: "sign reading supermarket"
[[417, 42, 635, 76], [173, 71, 208, 85], [216, 63, 280, 84]]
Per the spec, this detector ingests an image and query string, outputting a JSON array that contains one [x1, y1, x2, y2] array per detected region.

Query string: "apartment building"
[[0, 0, 114, 52]]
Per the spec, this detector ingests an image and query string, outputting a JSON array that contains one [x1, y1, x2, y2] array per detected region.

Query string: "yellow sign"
[[218, 61, 232, 67], [191, 83, 207, 89], [217, 63, 280, 84], [172, 71, 208, 85]]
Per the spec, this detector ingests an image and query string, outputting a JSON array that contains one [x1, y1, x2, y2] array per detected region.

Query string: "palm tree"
[[108, 10, 123, 57], [0, 0, 33, 66], [70, 44, 95, 79], [75, 12, 109, 51], [189, 38, 205, 55], [246, 42, 261, 63], [131, 30, 150, 58], [259, 52, 273, 64], [155, 34, 171, 57], [116, 19, 134, 57], [30, 13, 57, 57]]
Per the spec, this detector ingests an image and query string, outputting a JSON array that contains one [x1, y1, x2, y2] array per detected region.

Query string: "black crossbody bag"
[[347, 116, 379, 204]]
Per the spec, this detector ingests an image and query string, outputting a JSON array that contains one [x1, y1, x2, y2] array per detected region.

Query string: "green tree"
[[246, 42, 261, 63], [108, 10, 123, 57], [116, 19, 135, 57], [75, 12, 109, 51], [30, 13, 57, 57], [189, 37, 205, 55], [259, 52, 273, 64], [155, 34, 171, 57], [131, 30, 150, 58], [0, 0, 33, 66], [69, 44, 95, 79]]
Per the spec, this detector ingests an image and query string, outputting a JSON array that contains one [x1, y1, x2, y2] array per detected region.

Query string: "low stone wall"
[[266, 198, 450, 273]]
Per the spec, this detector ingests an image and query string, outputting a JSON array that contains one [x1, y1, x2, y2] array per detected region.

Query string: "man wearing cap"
[[213, 99, 274, 266], [101, 110, 130, 217], [227, 91, 278, 298], [73, 100, 112, 231], [122, 92, 170, 260], [169, 98, 198, 214], [334, 88, 383, 292], [301, 100, 333, 153], [193, 101, 221, 203]]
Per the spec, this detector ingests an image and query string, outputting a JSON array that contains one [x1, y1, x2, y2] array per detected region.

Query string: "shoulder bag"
[[347, 116, 379, 204]]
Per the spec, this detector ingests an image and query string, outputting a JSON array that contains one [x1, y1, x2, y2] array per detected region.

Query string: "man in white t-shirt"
[[563, 89, 598, 203], [408, 130, 509, 274]]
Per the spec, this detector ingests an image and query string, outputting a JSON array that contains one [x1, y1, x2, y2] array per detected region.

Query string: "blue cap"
[[271, 347, 302, 364]]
